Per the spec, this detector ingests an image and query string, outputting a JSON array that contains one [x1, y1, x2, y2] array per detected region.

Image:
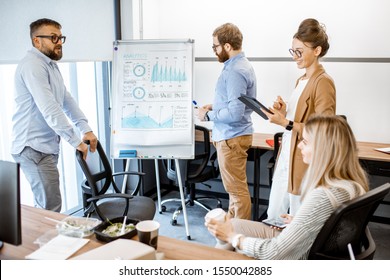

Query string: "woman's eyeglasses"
[[289, 48, 303, 58]]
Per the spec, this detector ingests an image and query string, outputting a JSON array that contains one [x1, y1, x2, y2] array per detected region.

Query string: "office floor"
[[154, 190, 390, 260]]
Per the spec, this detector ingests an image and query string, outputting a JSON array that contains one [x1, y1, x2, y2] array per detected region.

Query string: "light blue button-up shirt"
[[207, 52, 257, 142], [11, 48, 92, 155]]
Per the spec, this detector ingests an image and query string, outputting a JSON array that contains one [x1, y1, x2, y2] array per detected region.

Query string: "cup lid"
[[205, 208, 226, 219]]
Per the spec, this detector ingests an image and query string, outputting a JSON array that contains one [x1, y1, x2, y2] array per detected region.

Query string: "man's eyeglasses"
[[212, 44, 221, 51], [289, 48, 303, 58], [36, 35, 66, 44]]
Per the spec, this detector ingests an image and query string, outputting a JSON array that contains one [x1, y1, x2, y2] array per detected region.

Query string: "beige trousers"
[[214, 134, 252, 220], [231, 218, 281, 239]]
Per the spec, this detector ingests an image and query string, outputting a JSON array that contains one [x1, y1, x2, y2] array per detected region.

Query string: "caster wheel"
[[161, 205, 166, 212], [171, 219, 177, 226]]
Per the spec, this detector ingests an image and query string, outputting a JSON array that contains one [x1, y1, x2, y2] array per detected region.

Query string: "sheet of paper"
[[71, 239, 156, 260], [25, 234, 89, 260], [374, 147, 390, 154]]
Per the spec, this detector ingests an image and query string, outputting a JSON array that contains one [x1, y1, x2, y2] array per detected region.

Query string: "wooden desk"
[[0, 205, 251, 260], [356, 141, 390, 162], [356, 141, 390, 224], [252, 132, 390, 162]]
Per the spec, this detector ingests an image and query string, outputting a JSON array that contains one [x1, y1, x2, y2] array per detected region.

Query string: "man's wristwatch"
[[285, 120, 294, 131], [204, 111, 210, 121], [231, 234, 244, 250]]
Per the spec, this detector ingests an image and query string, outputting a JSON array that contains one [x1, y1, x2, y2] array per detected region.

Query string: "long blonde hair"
[[300, 115, 368, 205]]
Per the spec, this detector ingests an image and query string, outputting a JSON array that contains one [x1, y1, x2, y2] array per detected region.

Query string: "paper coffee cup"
[[205, 208, 227, 247], [136, 220, 160, 250], [205, 208, 226, 222]]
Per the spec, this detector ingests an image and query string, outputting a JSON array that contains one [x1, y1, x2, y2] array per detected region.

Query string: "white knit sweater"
[[241, 181, 361, 260]]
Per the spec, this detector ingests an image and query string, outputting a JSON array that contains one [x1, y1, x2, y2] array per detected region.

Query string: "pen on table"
[[192, 100, 199, 108]]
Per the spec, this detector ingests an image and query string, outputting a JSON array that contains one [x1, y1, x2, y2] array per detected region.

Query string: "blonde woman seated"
[[205, 115, 368, 259]]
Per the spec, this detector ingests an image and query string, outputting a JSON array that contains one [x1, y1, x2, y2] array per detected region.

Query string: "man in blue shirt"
[[11, 18, 97, 212], [198, 23, 256, 220]]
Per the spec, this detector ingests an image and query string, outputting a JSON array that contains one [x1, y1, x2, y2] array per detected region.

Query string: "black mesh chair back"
[[187, 125, 219, 183], [308, 183, 390, 259], [75, 140, 156, 222], [267, 132, 283, 187]]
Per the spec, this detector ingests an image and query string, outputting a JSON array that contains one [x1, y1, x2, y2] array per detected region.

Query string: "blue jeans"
[[12, 147, 61, 212]]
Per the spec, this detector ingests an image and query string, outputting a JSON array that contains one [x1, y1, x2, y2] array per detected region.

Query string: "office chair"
[[251, 132, 284, 220], [75, 140, 156, 222], [308, 183, 390, 260], [266, 132, 284, 188], [160, 125, 222, 225]]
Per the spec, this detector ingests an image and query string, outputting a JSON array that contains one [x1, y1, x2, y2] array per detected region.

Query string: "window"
[[0, 62, 104, 214]]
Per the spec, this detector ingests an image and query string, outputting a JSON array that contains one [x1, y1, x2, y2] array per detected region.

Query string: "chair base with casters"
[[160, 182, 222, 226]]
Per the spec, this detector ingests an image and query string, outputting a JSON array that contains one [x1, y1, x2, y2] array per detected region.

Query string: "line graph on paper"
[[121, 103, 173, 129], [121, 101, 190, 130]]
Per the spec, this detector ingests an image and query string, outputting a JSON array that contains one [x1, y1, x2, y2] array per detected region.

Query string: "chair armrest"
[[210, 151, 217, 163], [267, 160, 275, 169], [86, 193, 134, 202], [112, 171, 146, 177], [354, 227, 376, 260], [209, 151, 219, 177], [112, 172, 145, 195], [194, 153, 208, 160]]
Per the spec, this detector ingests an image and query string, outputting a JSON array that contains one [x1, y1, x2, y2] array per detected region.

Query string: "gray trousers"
[[12, 147, 62, 212]]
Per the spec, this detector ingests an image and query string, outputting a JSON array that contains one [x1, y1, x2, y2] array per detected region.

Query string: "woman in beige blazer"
[[263, 18, 336, 221]]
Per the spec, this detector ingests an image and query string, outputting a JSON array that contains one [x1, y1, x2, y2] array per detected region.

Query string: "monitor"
[[0, 160, 22, 249]]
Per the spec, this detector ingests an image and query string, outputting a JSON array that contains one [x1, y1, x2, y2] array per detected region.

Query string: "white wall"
[[0, 0, 115, 63], [133, 0, 390, 142]]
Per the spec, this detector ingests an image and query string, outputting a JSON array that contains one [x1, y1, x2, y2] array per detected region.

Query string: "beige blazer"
[[286, 64, 336, 195]]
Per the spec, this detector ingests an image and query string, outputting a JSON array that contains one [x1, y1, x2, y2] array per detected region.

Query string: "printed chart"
[[111, 40, 194, 159]]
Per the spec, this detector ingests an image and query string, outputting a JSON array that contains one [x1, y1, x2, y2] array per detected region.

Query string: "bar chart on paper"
[[151, 60, 187, 83], [111, 39, 195, 159]]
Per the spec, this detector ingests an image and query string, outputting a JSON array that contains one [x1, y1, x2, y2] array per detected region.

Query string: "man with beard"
[[198, 23, 256, 221], [11, 18, 97, 212]]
